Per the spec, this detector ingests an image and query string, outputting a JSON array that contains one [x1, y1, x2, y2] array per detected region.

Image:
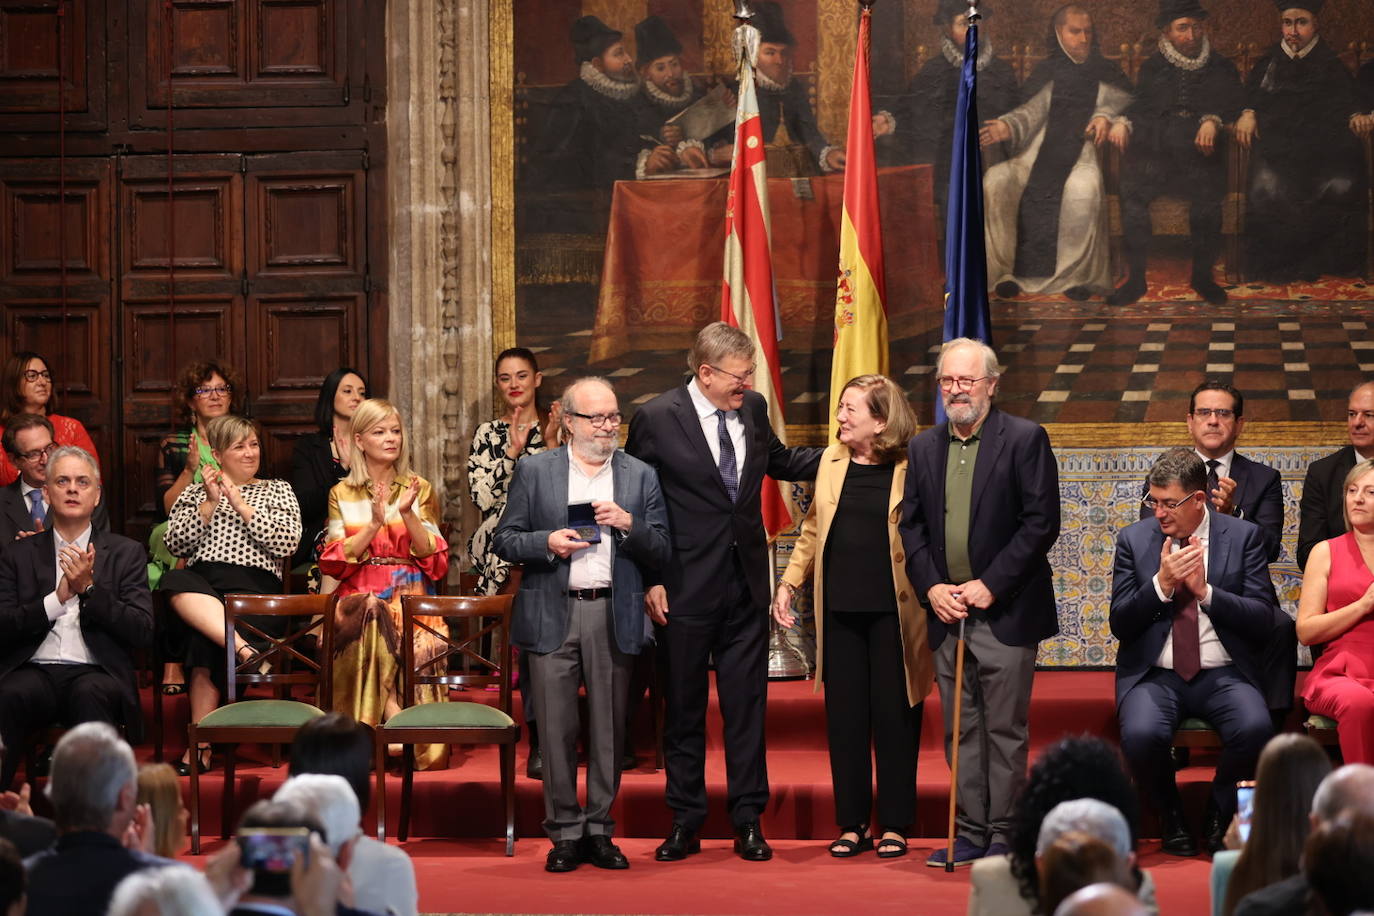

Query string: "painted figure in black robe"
[[1236, 2, 1366, 283], [981, 4, 1132, 300], [1109, 0, 1243, 307], [750, 2, 843, 177], [878, 0, 1019, 232]]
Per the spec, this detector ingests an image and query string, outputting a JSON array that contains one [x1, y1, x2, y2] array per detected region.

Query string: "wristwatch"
[[80, 583, 96, 598]]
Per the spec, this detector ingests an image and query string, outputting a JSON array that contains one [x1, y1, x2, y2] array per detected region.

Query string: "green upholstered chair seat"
[[1307, 714, 1338, 730], [198, 700, 325, 728], [384, 701, 515, 729], [1177, 717, 1217, 732]]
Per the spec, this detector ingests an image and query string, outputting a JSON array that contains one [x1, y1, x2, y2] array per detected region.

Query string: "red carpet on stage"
[[110, 671, 1227, 914]]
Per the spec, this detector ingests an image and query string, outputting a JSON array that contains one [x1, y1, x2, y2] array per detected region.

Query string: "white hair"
[[1036, 798, 1132, 858], [936, 336, 1003, 379], [273, 773, 360, 857], [108, 866, 220, 916], [46, 444, 101, 484], [47, 721, 136, 832]]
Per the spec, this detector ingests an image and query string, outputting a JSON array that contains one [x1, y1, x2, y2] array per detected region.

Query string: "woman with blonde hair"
[[320, 399, 450, 769], [772, 374, 933, 857], [161, 414, 301, 774], [135, 763, 189, 858]]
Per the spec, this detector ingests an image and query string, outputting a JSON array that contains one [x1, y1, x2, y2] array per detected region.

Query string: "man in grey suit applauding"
[[493, 377, 670, 873]]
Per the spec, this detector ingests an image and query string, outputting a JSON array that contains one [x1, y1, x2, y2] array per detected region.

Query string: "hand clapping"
[[396, 476, 421, 516], [57, 543, 96, 603]]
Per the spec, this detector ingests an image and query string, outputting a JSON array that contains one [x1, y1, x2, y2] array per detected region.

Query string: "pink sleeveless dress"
[[1302, 532, 1374, 764]]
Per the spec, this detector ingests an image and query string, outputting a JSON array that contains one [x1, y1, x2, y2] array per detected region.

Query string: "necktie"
[[27, 489, 44, 531], [1171, 591, 1202, 682], [716, 409, 738, 502], [1205, 459, 1220, 512]]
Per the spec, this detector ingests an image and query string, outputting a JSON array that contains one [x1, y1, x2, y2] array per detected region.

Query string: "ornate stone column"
[[386, 0, 495, 574]]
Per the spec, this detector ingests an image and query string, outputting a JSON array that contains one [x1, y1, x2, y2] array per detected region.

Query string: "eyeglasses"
[[1141, 491, 1203, 512], [51, 474, 96, 491], [1191, 408, 1236, 421], [16, 443, 56, 463], [22, 369, 51, 383], [194, 385, 233, 399], [936, 375, 988, 392], [566, 410, 622, 428], [707, 364, 757, 384]]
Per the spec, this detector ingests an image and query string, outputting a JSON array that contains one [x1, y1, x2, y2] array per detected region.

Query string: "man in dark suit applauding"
[[494, 377, 671, 873], [899, 337, 1061, 867], [1112, 447, 1280, 856], [0, 415, 108, 546], [0, 447, 152, 791], [626, 322, 821, 863], [1298, 381, 1374, 572]]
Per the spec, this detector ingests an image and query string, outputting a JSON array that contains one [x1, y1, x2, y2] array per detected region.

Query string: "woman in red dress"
[[0, 352, 99, 486], [1298, 458, 1374, 764]]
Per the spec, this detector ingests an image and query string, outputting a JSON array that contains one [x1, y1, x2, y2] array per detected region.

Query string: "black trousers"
[[1119, 142, 1225, 279], [1119, 665, 1271, 819], [823, 610, 922, 831], [658, 551, 768, 831], [0, 662, 124, 790]]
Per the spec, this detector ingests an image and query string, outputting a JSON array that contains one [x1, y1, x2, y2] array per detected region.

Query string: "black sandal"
[[160, 683, 186, 696], [829, 826, 873, 858], [876, 831, 908, 858], [174, 744, 211, 777]]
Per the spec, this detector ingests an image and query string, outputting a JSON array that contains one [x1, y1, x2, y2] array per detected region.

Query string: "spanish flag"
[[828, 4, 888, 440], [721, 15, 795, 539]]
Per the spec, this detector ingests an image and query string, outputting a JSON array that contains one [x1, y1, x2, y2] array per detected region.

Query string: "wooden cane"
[[945, 616, 968, 873]]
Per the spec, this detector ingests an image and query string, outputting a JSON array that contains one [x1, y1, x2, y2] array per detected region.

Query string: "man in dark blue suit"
[[899, 338, 1061, 867], [494, 377, 671, 873], [1112, 447, 1280, 857], [626, 322, 821, 863]]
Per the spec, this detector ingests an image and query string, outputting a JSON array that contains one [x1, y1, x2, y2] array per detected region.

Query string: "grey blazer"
[[491, 446, 671, 656]]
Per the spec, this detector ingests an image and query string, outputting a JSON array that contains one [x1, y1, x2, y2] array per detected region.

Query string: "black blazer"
[[24, 831, 174, 916], [1137, 452, 1284, 563], [289, 432, 345, 567], [0, 528, 153, 740], [625, 385, 822, 613], [1109, 512, 1282, 705], [0, 808, 56, 857], [1297, 444, 1359, 573], [0, 479, 110, 547], [899, 407, 1062, 651]]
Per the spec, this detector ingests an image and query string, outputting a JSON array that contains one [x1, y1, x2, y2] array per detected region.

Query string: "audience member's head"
[[107, 865, 221, 916], [47, 722, 138, 837], [288, 712, 373, 813], [1036, 799, 1133, 862], [1304, 809, 1374, 916], [0, 838, 23, 916], [1009, 736, 1141, 906], [136, 763, 188, 859], [1312, 764, 1374, 826], [1, 413, 55, 486], [273, 774, 361, 866], [174, 358, 242, 426], [1225, 733, 1333, 915], [1038, 830, 1134, 916], [1053, 882, 1149, 916]]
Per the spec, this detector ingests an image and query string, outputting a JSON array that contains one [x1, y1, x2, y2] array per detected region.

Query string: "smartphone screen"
[[1236, 781, 1256, 844], [238, 827, 311, 873]]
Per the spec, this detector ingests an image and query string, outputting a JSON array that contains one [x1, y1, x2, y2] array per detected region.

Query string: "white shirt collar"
[[1282, 34, 1320, 60], [19, 478, 42, 499], [687, 378, 732, 421], [54, 525, 93, 551]]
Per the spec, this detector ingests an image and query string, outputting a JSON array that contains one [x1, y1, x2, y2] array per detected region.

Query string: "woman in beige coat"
[[773, 374, 934, 858]]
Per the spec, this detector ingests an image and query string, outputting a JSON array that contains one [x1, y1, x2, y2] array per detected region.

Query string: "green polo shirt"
[[944, 424, 981, 584]]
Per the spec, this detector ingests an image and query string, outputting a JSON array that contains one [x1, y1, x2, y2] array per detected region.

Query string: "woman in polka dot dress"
[[160, 414, 303, 774]]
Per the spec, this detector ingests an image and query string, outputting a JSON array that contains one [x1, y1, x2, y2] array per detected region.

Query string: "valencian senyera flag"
[[937, 6, 993, 424], [829, 3, 888, 441], [720, 14, 795, 539]]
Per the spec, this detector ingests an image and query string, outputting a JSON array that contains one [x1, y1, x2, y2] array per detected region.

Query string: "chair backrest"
[[222, 593, 337, 704], [397, 594, 515, 712]]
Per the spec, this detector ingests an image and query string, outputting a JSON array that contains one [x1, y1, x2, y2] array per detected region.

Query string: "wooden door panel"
[[122, 297, 243, 406], [119, 163, 244, 287], [0, 0, 105, 131], [131, 0, 360, 128], [1, 157, 112, 286], [248, 291, 361, 413], [122, 427, 169, 535], [246, 151, 364, 283], [259, 422, 312, 482]]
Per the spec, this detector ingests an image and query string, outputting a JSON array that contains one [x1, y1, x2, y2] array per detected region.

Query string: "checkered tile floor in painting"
[[517, 269, 1374, 428]]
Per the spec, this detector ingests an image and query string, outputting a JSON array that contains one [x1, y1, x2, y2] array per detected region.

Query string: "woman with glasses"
[[771, 374, 933, 858], [0, 351, 99, 487], [291, 368, 369, 593], [321, 398, 450, 769], [161, 414, 302, 774], [1296, 457, 1374, 765]]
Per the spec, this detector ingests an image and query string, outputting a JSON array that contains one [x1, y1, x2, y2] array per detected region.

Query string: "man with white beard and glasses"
[[494, 378, 670, 873], [899, 338, 1062, 867]]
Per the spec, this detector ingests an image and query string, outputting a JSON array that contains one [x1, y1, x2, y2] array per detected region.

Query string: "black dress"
[[289, 432, 346, 576]]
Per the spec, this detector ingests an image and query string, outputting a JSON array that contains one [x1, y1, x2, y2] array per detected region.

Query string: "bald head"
[[1312, 764, 1374, 823], [1053, 883, 1147, 916]]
